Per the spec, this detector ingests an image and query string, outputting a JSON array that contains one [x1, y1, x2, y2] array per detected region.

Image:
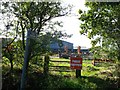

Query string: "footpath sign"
[[70, 57, 82, 70], [70, 46, 82, 78]]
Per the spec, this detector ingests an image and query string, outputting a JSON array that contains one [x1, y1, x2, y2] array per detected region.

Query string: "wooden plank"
[[49, 69, 75, 72], [50, 66, 71, 71], [92, 59, 114, 66], [50, 60, 70, 63], [50, 66, 70, 68]]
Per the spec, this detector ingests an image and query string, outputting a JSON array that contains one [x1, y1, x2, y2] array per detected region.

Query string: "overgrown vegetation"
[[2, 58, 119, 89]]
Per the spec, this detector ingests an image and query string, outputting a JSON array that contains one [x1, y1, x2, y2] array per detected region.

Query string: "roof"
[[50, 40, 73, 50]]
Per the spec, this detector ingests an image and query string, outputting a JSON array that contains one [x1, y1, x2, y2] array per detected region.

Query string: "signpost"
[[70, 46, 82, 78], [70, 57, 82, 70], [70, 57, 82, 78]]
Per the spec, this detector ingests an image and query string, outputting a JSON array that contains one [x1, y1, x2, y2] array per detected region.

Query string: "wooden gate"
[[49, 58, 75, 76]]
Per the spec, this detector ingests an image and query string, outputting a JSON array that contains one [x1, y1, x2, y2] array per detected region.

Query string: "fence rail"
[[50, 60, 70, 63], [92, 59, 114, 66], [49, 59, 74, 72]]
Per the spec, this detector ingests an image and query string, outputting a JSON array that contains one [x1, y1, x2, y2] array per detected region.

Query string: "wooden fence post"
[[76, 46, 82, 78], [76, 70, 81, 78], [44, 55, 50, 77]]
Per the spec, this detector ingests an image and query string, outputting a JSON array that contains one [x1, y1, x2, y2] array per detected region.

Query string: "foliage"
[[2, 59, 119, 89], [2, 39, 24, 71], [79, 2, 120, 61], [1, 1, 72, 60], [1, 1, 72, 61], [1, 2, 72, 89], [79, 3, 120, 84]]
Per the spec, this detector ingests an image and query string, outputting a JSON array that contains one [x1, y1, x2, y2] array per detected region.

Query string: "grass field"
[[2, 57, 119, 89], [47, 58, 118, 89], [49, 58, 116, 77]]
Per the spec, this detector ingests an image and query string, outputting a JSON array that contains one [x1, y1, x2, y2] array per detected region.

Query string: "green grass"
[[2, 57, 118, 89], [49, 58, 110, 77], [49, 58, 117, 83]]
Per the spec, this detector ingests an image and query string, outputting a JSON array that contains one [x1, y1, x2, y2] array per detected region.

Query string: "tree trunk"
[[21, 21, 25, 50], [22, 29, 25, 50], [20, 30, 31, 90]]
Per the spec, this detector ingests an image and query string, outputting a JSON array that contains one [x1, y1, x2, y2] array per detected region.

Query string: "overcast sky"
[[60, 0, 92, 49]]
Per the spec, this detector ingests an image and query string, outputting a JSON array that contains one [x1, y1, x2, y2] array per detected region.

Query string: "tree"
[[1, 2, 72, 89], [79, 2, 120, 61], [1, 1, 72, 65], [2, 21, 19, 73], [79, 2, 120, 87], [1, 2, 71, 49]]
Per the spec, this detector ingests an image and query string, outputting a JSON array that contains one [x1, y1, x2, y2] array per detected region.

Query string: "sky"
[[0, 1, 92, 49], [60, 0, 92, 49]]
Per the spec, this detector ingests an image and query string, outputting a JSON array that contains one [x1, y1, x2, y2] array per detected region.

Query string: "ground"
[[2, 58, 120, 89]]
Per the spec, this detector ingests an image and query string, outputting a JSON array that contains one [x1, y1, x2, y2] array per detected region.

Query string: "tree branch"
[[20, 21, 26, 50], [4, 21, 19, 52]]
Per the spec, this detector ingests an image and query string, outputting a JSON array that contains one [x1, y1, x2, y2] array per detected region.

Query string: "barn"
[[50, 40, 73, 53]]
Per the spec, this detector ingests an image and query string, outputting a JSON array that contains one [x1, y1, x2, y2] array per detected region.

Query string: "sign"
[[70, 57, 82, 70]]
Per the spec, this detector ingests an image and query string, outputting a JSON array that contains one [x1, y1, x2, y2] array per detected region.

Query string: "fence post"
[[76, 46, 82, 78], [44, 55, 50, 77], [76, 70, 81, 78]]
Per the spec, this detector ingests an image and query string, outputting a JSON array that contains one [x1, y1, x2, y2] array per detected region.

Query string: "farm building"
[[50, 40, 92, 59], [50, 40, 73, 53]]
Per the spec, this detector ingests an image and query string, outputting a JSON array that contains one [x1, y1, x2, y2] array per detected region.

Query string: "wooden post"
[[76, 70, 81, 78], [44, 55, 50, 77], [76, 46, 81, 78]]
